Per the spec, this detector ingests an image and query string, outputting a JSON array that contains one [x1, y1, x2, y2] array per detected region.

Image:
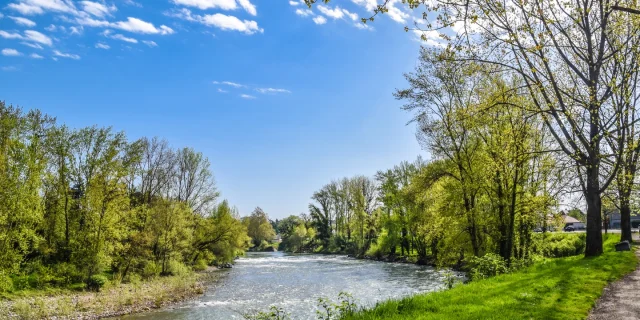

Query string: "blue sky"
[[0, 0, 441, 219]]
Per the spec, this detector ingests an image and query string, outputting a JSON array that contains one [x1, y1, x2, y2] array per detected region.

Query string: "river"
[[123, 252, 450, 320]]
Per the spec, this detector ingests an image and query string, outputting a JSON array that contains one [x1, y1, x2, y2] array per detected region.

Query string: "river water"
[[124, 252, 449, 320]]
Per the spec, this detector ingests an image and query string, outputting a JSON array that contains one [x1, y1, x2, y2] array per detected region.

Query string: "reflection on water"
[[122, 252, 449, 320]]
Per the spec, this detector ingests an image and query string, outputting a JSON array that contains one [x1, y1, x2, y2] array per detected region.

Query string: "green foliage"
[[0, 273, 13, 293], [244, 207, 276, 248], [442, 270, 461, 290], [316, 292, 359, 320], [86, 274, 108, 292], [533, 233, 586, 258], [343, 240, 637, 320], [469, 253, 509, 281], [0, 102, 250, 294], [246, 306, 291, 320]]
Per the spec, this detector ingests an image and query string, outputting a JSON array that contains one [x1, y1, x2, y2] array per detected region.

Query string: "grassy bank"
[[344, 235, 637, 320], [0, 270, 221, 320]]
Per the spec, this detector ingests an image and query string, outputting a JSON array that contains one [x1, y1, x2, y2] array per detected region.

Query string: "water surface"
[[125, 252, 449, 320]]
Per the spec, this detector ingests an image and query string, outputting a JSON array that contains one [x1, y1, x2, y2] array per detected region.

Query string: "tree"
[[311, 0, 640, 257], [243, 207, 276, 248], [174, 147, 219, 215]]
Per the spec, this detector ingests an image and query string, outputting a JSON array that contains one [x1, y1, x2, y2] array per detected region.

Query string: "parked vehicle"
[[534, 226, 557, 233], [564, 222, 585, 231]]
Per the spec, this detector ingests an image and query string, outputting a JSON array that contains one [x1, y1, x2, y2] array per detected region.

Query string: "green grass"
[[345, 234, 637, 320]]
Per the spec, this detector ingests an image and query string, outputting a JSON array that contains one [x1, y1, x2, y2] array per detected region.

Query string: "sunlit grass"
[[345, 234, 637, 320]]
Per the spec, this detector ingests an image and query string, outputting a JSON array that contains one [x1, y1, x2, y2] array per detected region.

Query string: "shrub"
[[167, 260, 191, 277], [53, 262, 82, 286], [193, 259, 209, 271], [533, 233, 586, 258], [469, 253, 508, 281], [247, 306, 291, 320], [0, 273, 13, 293], [365, 243, 384, 259], [141, 261, 161, 279], [86, 274, 108, 292]]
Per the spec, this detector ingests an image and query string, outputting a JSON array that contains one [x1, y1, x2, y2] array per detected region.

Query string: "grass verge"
[[344, 234, 637, 320], [0, 270, 221, 320]]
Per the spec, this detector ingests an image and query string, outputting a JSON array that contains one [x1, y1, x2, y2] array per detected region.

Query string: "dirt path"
[[588, 240, 640, 320]]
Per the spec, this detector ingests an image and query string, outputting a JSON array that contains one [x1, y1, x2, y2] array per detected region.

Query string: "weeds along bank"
[[0, 271, 225, 320]]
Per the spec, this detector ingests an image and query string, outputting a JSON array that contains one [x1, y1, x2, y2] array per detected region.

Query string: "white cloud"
[[237, 0, 257, 16], [29, 53, 43, 59], [110, 33, 138, 43], [69, 26, 83, 35], [21, 41, 43, 49], [7, 3, 45, 15], [95, 42, 110, 49], [2, 48, 22, 56], [171, 0, 237, 10], [1, 30, 53, 46], [2, 66, 19, 71], [213, 80, 245, 88], [317, 5, 344, 19], [45, 24, 56, 31], [217, 88, 227, 93], [295, 9, 313, 17], [75, 16, 174, 35], [8, 0, 79, 15], [53, 50, 80, 59], [0, 13, 3, 18], [9, 16, 36, 27], [124, 0, 142, 7], [200, 13, 263, 34], [412, 29, 445, 46], [0, 30, 24, 40], [113, 17, 174, 35], [75, 16, 110, 27], [257, 88, 291, 94], [354, 22, 373, 30], [289, 1, 300, 5], [142, 40, 157, 47], [80, 1, 116, 18], [352, 0, 377, 11], [313, 16, 326, 24], [240, 94, 256, 99], [168, 8, 262, 34], [24, 30, 52, 46], [386, 0, 409, 23], [342, 9, 358, 21]]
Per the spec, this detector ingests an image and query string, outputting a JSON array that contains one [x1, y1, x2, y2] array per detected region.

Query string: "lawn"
[[345, 234, 637, 320]]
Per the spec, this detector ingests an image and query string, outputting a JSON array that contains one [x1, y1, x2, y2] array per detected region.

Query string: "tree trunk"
[[620, 198, 632, 243], [584, 165, 603, 256]]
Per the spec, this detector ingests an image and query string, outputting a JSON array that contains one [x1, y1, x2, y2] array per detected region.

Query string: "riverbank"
[[343, 236, 637, 320], [0, 270, 223, 320]]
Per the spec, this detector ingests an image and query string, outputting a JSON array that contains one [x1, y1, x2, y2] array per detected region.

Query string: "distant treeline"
[[0, 101, 250, 293]]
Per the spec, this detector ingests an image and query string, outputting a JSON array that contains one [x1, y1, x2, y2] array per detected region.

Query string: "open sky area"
[[0, 0, 434, 219]]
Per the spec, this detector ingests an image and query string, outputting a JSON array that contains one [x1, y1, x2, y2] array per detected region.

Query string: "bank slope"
[[345, 237, 637, 320]]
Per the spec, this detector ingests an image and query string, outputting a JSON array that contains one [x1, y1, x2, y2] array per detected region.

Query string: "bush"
[[193, 259, 209, 271], [0, 273, 13, 293], [365, 243, 384, 259], [86, 274, 108, 292], [533, 233, 586, 258], [469, 253, 508, 281], [53, 262, 82, 285], [167, 260, 191, 277], [141, 261, 161, 279]]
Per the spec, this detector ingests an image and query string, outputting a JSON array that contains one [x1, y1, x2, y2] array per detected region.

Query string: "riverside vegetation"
[[0, 101, 258, 318]]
